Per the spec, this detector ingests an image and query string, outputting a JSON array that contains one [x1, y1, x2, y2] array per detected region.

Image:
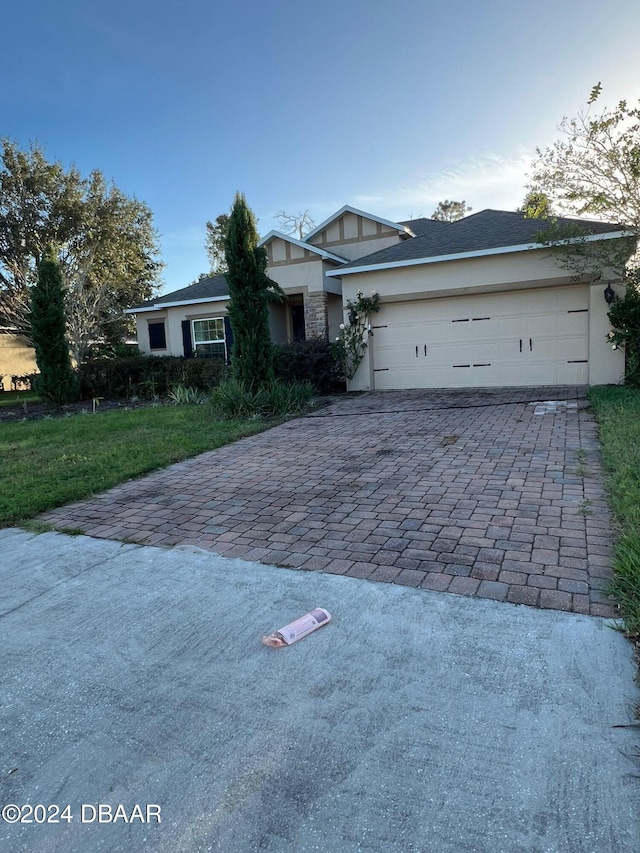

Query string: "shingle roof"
[[135, 274, 229, 309], [397, 217, 452, 237], [340, 210, 628, 270], [131, 210, 631, 311]]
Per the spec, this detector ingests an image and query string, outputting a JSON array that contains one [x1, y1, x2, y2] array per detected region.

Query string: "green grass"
[[0, 390, 40, 407], [0, 404, 275, 526], [588, 385, 640, 635]]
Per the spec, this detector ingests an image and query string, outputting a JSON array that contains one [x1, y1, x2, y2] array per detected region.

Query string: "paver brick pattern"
[[41, 386, 617, 617]]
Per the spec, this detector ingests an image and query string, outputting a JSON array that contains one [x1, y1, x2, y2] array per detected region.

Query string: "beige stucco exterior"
[[588, 281, 625, 385], [0, 333, 37, 390], [266, 248, 344, 294], [134, 298, 301, 356], [338, 248, 592, 304], [339, 248, 625, 391]]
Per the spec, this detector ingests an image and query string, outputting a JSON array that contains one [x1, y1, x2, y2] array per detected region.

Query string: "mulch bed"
[[0, 398, 155, 423]]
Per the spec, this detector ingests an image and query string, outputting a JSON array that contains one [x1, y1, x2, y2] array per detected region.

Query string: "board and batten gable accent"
[[306, 210, 409, 262], [266, 236, 316, 267]]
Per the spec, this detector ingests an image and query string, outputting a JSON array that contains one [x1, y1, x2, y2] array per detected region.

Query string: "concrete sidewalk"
[[1, 528, 638, 852]]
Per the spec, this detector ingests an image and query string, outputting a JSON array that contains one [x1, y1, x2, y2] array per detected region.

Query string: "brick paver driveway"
[[41, 386, 617, 617]]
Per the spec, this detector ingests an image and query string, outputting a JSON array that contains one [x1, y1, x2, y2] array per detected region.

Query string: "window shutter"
[[223, 316, 233, 364], [148, 322, 166, 350], [181, 320, 193, 359]]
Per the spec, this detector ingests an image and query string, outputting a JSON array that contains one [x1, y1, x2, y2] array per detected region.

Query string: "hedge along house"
[[127, 207, 416, 359], [128, 205, 633, 389]]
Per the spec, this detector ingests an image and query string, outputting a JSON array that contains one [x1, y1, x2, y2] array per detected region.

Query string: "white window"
[[192, 318, 226, 359]]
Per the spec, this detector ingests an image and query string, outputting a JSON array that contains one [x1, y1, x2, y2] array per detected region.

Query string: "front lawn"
[[0, 405, 273, 526], [0, 390, 40, 407], [589, 385, 640, 635]]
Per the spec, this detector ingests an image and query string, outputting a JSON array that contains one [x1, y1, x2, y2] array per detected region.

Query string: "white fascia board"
[[303, 205, 414, 242], [328, 230, 634, 277], [259, 229, 347, 263], [125, 295, 229, 314]]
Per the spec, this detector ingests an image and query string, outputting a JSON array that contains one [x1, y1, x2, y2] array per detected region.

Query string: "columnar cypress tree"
[[224, 192, 274, 388], [30, 249, 79, 405]]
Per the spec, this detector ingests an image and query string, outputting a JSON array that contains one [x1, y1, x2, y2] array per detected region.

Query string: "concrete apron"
[[1, 528, 638, 853]]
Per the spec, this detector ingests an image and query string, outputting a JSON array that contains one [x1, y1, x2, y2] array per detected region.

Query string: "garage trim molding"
[[329, 230, 633, 277]]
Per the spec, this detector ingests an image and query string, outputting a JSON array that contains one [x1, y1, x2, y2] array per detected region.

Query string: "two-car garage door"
[[370, 286, 589, 389]]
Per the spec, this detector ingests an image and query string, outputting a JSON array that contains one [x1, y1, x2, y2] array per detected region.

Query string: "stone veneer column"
[[303, 292, 329, 339]]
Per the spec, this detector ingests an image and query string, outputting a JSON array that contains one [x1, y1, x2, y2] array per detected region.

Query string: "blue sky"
[[3, 0, 640, 294]]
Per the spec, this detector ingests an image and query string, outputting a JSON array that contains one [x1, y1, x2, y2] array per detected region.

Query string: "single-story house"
[[128, 205, 633, 390], [0, 329, 37, 391]]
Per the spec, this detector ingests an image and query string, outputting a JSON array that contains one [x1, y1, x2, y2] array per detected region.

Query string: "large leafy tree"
[[0, 140, 84, 334], [224, 193, 276, 388], [30, 249, 78, 405], [62, 170, 162, 361], [527, 85, 640, 277], [431, 199, 471, 222], [0, 139, 162, 357], [518, 190, 554, 219], [529, 84, 640, 231], [205, 213, 229, 274], [527, 83, 640, 279], [529, 85, 640, 384]]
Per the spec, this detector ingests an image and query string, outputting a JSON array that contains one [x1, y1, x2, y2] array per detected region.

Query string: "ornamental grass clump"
[[167, 384, 208, 406], [209, 379, 313, 419]]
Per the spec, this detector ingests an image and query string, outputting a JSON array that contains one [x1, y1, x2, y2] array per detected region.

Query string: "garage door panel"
[[371, 286, 589, 389]]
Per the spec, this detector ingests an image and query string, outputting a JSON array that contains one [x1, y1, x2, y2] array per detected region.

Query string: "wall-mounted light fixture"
[[603, 283, 617, 305]]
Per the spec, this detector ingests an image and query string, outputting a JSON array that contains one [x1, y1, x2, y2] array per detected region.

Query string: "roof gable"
[[259, 230, 347, 263], [304, 205, 414, 244]]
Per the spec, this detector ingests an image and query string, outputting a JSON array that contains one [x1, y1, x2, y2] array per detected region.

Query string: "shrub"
[[209, 379, 313, 419], [608, 276, 640, 387], [30, 251, 79, 405], [167, 384, 208, 406], [87, 341, 141, 360], [209, 381, 257, 419], [256, 379, 314, 416], [77, 356, 226, 399], [273, 338, 342, 392], [225, 193, 277, 387]]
